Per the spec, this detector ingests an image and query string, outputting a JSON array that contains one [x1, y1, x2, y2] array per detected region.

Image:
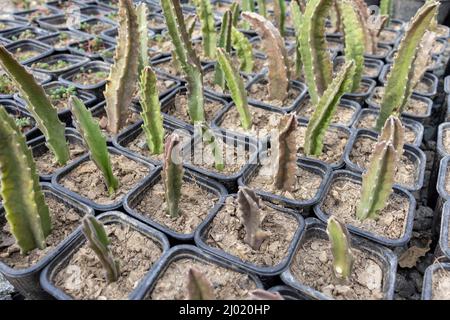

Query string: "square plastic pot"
[[267, 285, 305, 300], [39, 211, 170, 300], [333, 55, 384, 81], [36, 14, 77, 31], [437, 156, 450, 203], [343, 128, 426, 192], [124, 167, 228, 242], [26, 53, 90, 78], [437, 122, 450, 159], [79, 5, 117, 20], [0, 26, 58, 44], [52, 147, 156, 212], [45, 0, 90, 11], [352, 108, 424, 148], [0, 69, 51, 100], [0, 183, 94, 300], [0, 19, 27, 34], [386, 49, 441, 74], [147, 13, 167, 34], [280, 217, 397, 300], [0, 99, 40, 141], [13, 7, 62, 23], [378, 28, 402, 47], [438, 201, 450, 261], [195, 195, 305, 277], [96, 0, 119, 10], [363, 43, 393, 61], [5, 39, 54, 65], [313, 170, 416, 247], [39, 30, 92, 52], [445, 76, 450, 95], [341, 78, 376, 104], [421, 263, 450, 300], [67, 36, 116, 59], [70, 17, 117, 40]]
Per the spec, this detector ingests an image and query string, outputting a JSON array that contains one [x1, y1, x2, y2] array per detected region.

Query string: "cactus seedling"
[[137, 2, 149, 76], [197, 122, 225, 171], [163, 134, 184, 218], [214, 10, 233, 90], [193, 0, 217, 59], [273, 0, 286, 36], [379, 115, 405, 156], [326, 216, 354, 282], [231, 27, 254, 73], [81, 215, 120, 283], [290, 0, 304, 79], [242, 12, 290, 102], [230, 2, 240, 27], [187, 268, 215, 300], [238, 187, 269, 250], [304, 60, 356, 157], [0, 46, 69, 166], [375, 1, 439, 131], [70, 97, 119, 196], [272, 114, 298, 192], [104, 0, 140, 134], [409, 31, 436, 94], [139, 66, 165, 155], [0, 107, 51, 254], [216, 48, 252, 130]]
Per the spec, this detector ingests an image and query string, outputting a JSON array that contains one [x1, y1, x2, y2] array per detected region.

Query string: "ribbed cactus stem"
[[185, 14, 198, 38], [272, 114, 298, 192], [273, 0, 286, 36], [163, 134, 184, 218], [379, 115, 405, 156], [230, 2, 240, 27], [187, 268, 215, 300], [304, 61, 356, 156], [214, 10, 232, 90], [193, 0, 217, 58], [198, 122, 224, 172], [409, 31, 436, 93], [376, 1, 439, 131], [70, 97, 119, 196], [0, 107, 51, 254], [0, 46, 69, 165], [216, 47, 252, 130], [231, 27, 254, 73], [290, 0, 304, 78], [105, 0, 139, 134], [81, 215, 120, 283], [257, 0, 267, 17], [137, 3, 149, 76], [242, 12, 290, 101], [327, 216, 354, 282], [139, 66, 165, 155], [299, 0, 333, 105], [238, 187, 269, 250]]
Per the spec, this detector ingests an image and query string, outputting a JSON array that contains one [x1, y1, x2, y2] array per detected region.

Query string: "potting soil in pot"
[[371, 87, 429, 117], [165, 94, 224, 124], [35, 141, 86, 176], [247, 78, 299, 108], [297, 99, 356, 127], [431, 268, 450, 300]]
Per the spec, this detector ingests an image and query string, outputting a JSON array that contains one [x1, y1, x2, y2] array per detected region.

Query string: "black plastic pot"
[[296, 96, 361, 128], [267, 285, 305, 300], [386, 49, 442, 74], [0, 69, 51, 100], [195, 195, 305, 276], [421, 263, 450, 300], [363, 43, 393, 61], [313, 170, 416, 247], [0, 183, 94, 300], [352, 108, 424, 148], [68, 36, 115, 59], [39, 30, 91, 52], [136, 245, 264, 300], [13, 7, 61, 23], [147, 13, 166, 34], [52, 147, 156, 212], [0, 99, 39, 141], [437, 156, 450, 203], [70, 17, 117, 40], [45, 0, 90, 11], [5, 39, 54, 65], [389, 19, 406, 33], [379, 64, 438, 99], [238, 152, 331, 210], [124, 167, 227, 242], [79, 5, 117, 20], [36, 14, 75, 31], [59, 60, 110, 98], [437, 122, 450, 159], [366, 87, 433, 124], [27, 53, 90, 78], [343, 129, 426, 192], [96, 0, 119, 10], [438, 201, 450, 261], [0, 26, 57, 44], [27, 128, 86, 181], [280, 217, 397, 300], [445, 76, 450, 95], [432, 38, 448, 58], [378, 28, 402, 47], [40, 211, 170, 300], [342, 78, 376, 104], [0, 19, 26, 34], [333, 56, 384, 81]]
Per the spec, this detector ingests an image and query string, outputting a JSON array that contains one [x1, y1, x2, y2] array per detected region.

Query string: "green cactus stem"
[[187, 268, 215, 300], [326, 216, 354, 282], [299, 0, 333, 105], [238, 187, 269, 250], [0, 107, 51, 254], [198, 122, 225, 171], [257, 0, 267, 17], [81, 215, 120, 283], [104, 0, 140, 134], [231, 27, 254, 73], [242, 12, 290, 102], [304, 61, 355, 156], [410, 31, 436, 93], [137, 2, 149, 76], [185, 14, 198, 38], [290, 0, 304, 79], [340, 0, 365, 92], [380, 0, 392, 16], [379, 115, 405, 156], [139, 66, 165, 155], [161, 0, 205, 124], [70, 97, 119, 196], [272, 114, 298, 192], [216, 47, 252, 130], [273, 0, 286, 36], [0, 46, 69, 165], [163, 133, 184, 218], [214, 10, 232, 90], [193, 0, 217, 58], [375, 1, 439, 131], [230, 2, 240, 27]]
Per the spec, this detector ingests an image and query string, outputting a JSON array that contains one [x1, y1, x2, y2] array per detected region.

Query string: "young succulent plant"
[[0, 107, 51, 254], [290, 0, 304, 79], [231, 27, 254, 74], [237, 186, 269, 250], [0, 46, 69, 165], [230, 1, 240, 27], [273, 0, 286, 36], [137, 2, 149, 75], [375, 1, 439, 130], [299, 0, 333, 106], [409, 30, 436, 94], [242, 12, 290, 102], [196, 122, 225, 171], [241, 0, 255, 29], [161, 0, 205, 123], [214, 10, 233, 90], [193, 0, 217, 59], [326, 216, 354, 282], [187, 268, 215, 300], [139, 66, 165, 155], [104, 0, 140, 134], [216, 47, 252, 130], [81, 215, 120, 283], [70, 97, 119, 196], [356, 116, 405, 220], [272, 114, 298, 192], [163, 133, 184, 218], [304, 60, 356, 156]]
